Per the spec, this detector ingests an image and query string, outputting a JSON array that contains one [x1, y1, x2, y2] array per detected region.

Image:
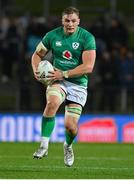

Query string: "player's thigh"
[[46, 83, 66, 106]]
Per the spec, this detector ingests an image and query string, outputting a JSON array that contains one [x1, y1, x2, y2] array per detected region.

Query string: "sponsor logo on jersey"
[[60, 60, 76, 65], [55, 41, 62, 46], [72, 42, 79, 49], [63, 50, 72, 60]]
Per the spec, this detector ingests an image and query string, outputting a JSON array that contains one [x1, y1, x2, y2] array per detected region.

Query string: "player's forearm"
[[31, 52, 42, 72], [68, 63, 94, 78]]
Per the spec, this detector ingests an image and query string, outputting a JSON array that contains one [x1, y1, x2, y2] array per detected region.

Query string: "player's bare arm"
[[31, 41, 48, 80], [48, 49, 96, 81], [68, 50, 96, 77]]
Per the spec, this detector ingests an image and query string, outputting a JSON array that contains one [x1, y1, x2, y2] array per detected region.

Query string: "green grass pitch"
[[0, 142, 134, 179]]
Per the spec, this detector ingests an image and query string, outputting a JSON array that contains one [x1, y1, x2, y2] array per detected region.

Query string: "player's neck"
[[63, 26, 79, 36]]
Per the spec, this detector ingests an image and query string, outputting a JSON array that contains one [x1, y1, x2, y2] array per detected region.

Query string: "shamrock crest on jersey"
[[63, 50, 72, 60], [72, 42, 79, 49]]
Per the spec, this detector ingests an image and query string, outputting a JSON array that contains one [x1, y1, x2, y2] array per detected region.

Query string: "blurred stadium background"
[[0, 0, 134, 144]]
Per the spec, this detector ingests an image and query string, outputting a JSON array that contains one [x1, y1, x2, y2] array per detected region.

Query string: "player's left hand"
[[47, 70, 63, 81]]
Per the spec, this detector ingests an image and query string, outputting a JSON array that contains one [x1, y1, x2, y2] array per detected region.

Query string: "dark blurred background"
[[0, 0, 134, 114]]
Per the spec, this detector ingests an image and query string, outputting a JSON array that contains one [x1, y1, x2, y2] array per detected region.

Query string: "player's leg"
[[64, 103, 82, 166], [33, 84, 66, 159], [63, 81, 87, 166]]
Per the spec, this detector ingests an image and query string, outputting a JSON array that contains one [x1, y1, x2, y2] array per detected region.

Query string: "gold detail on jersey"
[[36, 41, 48, 53]]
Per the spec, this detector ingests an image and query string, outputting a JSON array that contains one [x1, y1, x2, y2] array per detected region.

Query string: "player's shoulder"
[[78, 26, 95, 38]]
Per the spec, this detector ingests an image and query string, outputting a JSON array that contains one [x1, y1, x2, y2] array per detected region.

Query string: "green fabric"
[[42, 26, 96, 87], [65, 131, 76, 145], [41, 116, 55, 137]]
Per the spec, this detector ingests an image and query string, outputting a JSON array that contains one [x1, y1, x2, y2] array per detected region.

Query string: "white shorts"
[[59, 80, 87, 107]]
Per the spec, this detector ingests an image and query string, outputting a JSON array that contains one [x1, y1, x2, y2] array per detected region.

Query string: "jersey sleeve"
[[41, 32, 51, 50], [83, 33, 96, 50]]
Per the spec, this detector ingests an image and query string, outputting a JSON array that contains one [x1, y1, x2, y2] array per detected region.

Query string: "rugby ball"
[[37, 60, 54, 85]]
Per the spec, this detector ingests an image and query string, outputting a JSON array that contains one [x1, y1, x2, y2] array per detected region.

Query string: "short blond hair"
[[62, 6, 79, 17]]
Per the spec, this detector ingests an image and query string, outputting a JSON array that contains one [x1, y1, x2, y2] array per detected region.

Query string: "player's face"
[[62, 13, 80, 35]]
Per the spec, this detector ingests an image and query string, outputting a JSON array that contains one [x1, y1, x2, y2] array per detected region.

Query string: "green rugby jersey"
[[42, 26, 96, 87]]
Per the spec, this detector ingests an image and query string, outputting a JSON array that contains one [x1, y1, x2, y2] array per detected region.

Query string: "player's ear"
[[62, 17, 64, 26]]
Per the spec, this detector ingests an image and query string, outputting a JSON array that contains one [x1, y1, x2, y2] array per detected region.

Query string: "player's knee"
[[45, 100, 59, 114]]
